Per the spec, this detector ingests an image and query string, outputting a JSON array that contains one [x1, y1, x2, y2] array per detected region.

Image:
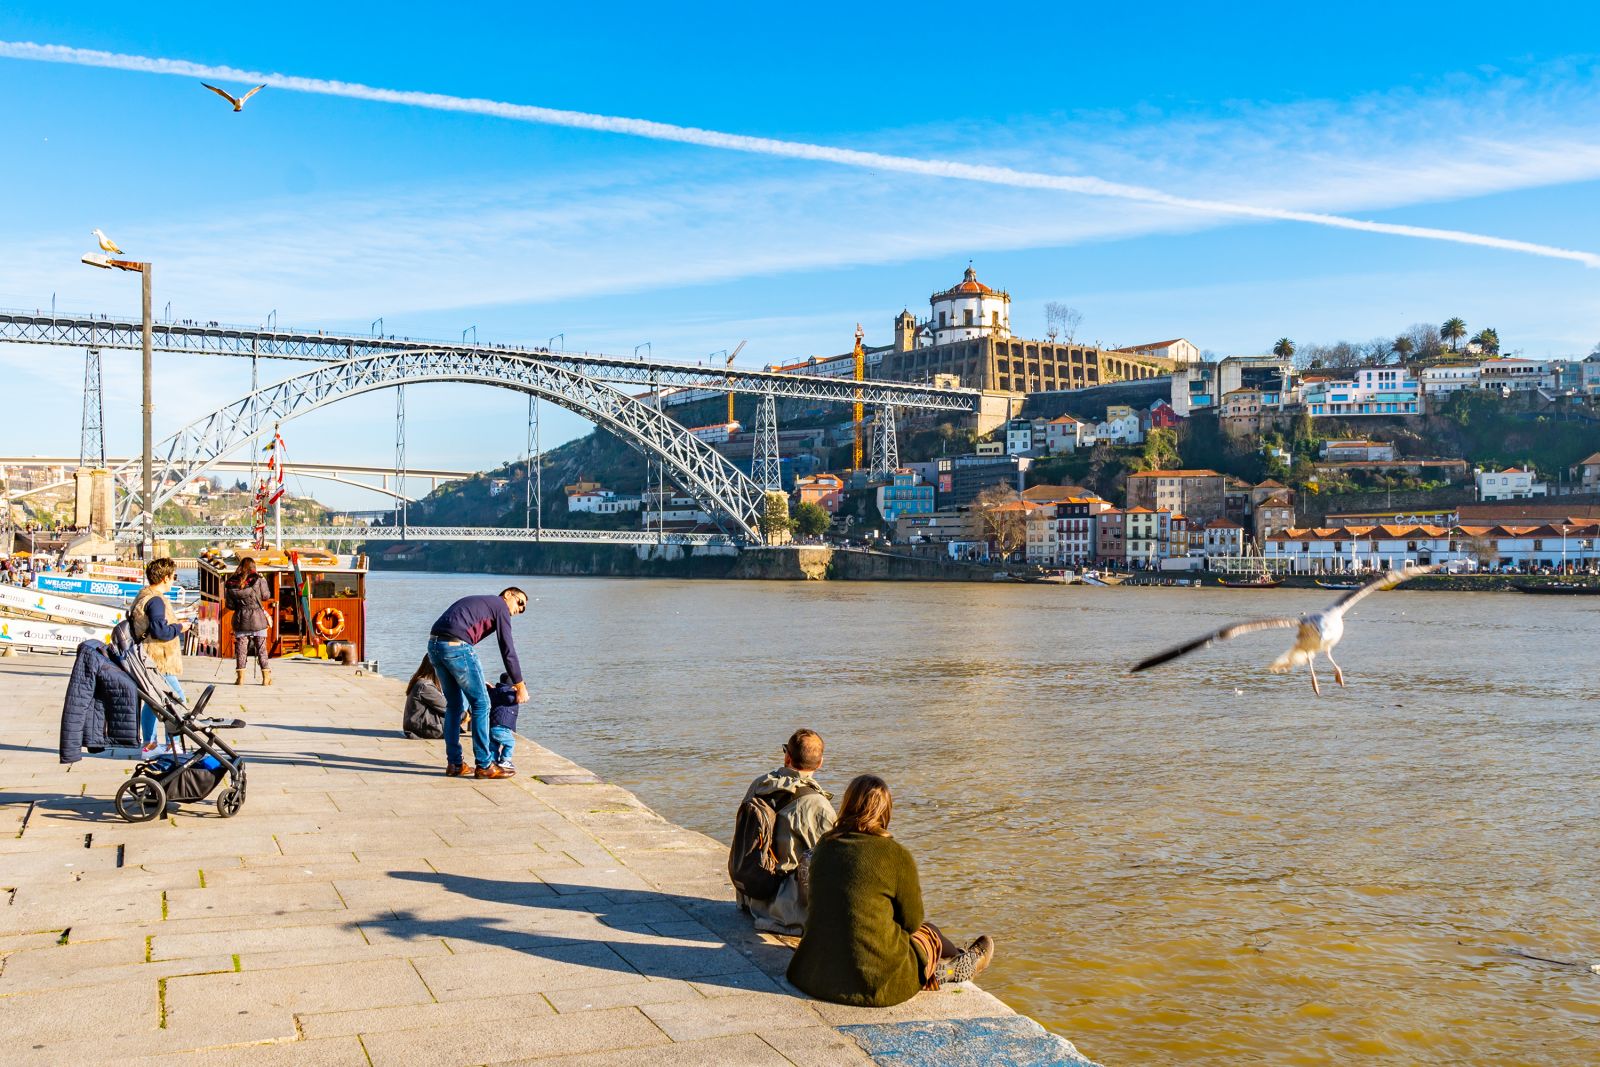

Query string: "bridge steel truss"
[[0, 313, 979, 412], [155, 525, 737, 547], [117, 349, 772, 541]]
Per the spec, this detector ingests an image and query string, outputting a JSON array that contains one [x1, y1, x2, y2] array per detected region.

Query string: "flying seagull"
[[91, 229, 123, 254], [202, 82, 266, 112], [1130, 564, 1439, 694]]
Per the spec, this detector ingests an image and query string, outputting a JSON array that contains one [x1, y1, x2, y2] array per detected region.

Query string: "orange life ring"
[[313, 607, 345, 639]]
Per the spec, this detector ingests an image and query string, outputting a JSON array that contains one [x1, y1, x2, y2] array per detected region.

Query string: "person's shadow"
[[357, 870, 788, 993]]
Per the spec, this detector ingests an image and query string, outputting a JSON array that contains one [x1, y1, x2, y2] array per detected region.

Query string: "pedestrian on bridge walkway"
[[427, 589, 528, 779]]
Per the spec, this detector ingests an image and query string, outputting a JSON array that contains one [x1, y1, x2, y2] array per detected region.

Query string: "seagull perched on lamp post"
[[91, 228, 123, 254], [1130, 563, 1440, 694], [201, 82, 267, 112]]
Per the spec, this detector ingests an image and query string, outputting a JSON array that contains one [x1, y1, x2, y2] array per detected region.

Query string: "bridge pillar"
[[752, 392, 782, 492], [80, 348, 105, 467], [869, 404, 899, 483], [394, 385, 407, 537]]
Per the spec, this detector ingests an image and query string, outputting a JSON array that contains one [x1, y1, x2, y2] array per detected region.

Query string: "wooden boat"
[[197, 549, 369, 661], [1512, 582, 1600, 595], [1315, 580, 1364, 590], [1217, 575, 1284, 588]]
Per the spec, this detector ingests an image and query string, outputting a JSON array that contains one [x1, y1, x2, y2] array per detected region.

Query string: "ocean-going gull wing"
[[1130, 617, 1301, 673]]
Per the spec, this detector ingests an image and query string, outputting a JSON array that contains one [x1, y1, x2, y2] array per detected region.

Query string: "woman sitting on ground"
[[787, 774, 994, 1007], [402, 656, 453, 739]]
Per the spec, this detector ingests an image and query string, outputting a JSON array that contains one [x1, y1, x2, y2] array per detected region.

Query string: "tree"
[[793, 501, 832, 538], [1472, 327, 1500, 355], [1133, 427, 1180, 472], [974, 484, 1026, 560], [1441, 317, 1468, 353], [1391, 335, 1415, 362], [758, 491, 792, 543], [1272, 337, 1295, 359], [1044, 302, 1083, 344]]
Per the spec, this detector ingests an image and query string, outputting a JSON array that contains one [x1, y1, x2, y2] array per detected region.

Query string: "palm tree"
[[1391, 335, 1415, 362], [1472, 327, 1499, 355], [1441, 317, 1467, 353], [1272, 337, 1295, 359]]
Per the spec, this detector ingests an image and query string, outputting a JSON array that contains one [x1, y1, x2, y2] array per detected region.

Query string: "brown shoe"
[[474, 764, 513, 779], [445, 763, 469, 777]]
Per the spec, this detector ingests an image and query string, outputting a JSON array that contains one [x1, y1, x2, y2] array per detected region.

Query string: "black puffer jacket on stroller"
[[59, 639, 141, 764]]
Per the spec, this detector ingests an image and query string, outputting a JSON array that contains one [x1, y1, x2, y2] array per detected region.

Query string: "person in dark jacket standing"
[[787, 774, 994, 1007], [129, 558, 189, 756], [224, 557, 273, 686], [428, 588, 528, 779]]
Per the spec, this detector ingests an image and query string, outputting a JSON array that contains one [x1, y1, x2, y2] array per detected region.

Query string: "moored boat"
[[1512, 582, 1600, 595], [1217, 575, 1284, 588]]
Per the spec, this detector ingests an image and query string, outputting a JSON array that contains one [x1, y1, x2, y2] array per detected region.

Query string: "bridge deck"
[[154, 525, 741, 546]]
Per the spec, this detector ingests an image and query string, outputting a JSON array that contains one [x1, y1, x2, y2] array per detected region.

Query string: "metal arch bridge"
[[0, 311, 979, 410], [155, 525, 737, 546], [0, 309, 979, 545]]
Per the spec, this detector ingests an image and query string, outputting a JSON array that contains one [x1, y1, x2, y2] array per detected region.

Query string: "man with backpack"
[[728, 729, 836, 934]]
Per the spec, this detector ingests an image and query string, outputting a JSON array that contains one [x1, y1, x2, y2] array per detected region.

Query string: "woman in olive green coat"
[[787, 774, 994, 1007]]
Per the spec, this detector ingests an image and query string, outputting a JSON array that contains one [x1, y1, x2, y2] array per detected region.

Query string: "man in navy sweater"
[[428, 588, 529, 778]]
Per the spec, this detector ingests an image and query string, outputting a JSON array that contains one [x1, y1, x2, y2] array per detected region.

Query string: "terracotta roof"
[[1580, 452, 1600, 466], [1205, 518, 1242, 529], [1127, 469, 1223, 479], [1113, 339, 1188, 354], [1048, 415, 1082, 424], [1256, 479, 1286, 488], [934, 266, 1000, 299]]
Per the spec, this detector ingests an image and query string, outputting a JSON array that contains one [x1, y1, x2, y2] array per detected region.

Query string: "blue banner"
[[32, 574, 185, 602]]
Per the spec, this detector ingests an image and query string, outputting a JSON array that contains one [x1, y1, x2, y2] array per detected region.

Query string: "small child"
[[487, 672, 520, 772]]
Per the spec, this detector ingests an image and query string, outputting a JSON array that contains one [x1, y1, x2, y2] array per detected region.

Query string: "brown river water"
[[365, 573, 1600, 1065]]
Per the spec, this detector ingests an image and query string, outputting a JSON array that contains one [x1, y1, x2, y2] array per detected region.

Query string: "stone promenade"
[[0, 652, 1094, 1066]]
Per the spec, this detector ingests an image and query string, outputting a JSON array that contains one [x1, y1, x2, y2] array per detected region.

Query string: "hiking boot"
[[475, 764, 513, 779], [934, 935, 994, 985], [261, 668, 273, 686], [445, 763, 469, 777], [234, 669, 245, 686]]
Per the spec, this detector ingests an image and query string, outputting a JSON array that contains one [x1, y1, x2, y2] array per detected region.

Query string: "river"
[[364, 573, 1599, 1066]]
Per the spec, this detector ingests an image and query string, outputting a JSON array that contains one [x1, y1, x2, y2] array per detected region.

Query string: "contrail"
[[6, 39, 1598, 268]]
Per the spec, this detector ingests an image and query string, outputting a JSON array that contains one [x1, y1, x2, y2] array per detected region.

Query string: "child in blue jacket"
[[487, 673, 520, 772]]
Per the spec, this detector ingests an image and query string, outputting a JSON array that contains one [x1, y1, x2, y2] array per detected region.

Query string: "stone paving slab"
[[0, 651, 1081, 1065]]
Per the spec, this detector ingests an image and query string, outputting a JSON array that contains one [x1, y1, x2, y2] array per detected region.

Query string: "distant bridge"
[[155, 525, 736, 547], [0, 456, 471, 503]]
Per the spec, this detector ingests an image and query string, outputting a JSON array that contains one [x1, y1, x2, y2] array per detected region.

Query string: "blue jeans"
[[490, 725, 516, 766], [428, 637, 492, 769], [140, 673, 185, 746]]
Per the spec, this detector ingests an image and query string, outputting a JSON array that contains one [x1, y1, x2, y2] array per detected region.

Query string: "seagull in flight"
[[91, 229, 123, 254], [202, 82, 267, 112], [1130, 564, 1439, 694]]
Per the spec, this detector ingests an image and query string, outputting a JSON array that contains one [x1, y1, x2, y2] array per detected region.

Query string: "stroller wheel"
[[115, 777, 167, 823], [216, 784, 245, 819]]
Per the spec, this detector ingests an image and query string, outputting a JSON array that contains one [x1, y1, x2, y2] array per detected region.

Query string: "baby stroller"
[[108, 621, 248, 822]]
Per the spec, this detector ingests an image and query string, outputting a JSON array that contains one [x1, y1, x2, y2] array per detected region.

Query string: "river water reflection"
[[366, 573, 1599, 1065]]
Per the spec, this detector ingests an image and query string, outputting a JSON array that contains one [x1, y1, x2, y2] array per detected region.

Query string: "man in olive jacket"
[[738, 729, 835, 933]]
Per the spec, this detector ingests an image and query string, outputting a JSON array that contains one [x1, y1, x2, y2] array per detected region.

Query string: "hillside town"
[[536, 266, 1600, 576]]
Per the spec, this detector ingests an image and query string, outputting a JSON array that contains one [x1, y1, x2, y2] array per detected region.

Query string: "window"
[[991, 311, 1000, 326], [938, 311, 947, 327], [964, 309, 974, 326]]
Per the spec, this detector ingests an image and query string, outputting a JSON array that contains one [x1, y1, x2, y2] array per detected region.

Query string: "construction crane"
[[724, 340, 747, 426], [851, 324, 865, 471]]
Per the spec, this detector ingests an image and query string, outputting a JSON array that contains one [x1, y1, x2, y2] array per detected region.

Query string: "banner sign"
[[0, 616, 112, 651], [0, 583, 126, 626], [32, 574, 187, 603]]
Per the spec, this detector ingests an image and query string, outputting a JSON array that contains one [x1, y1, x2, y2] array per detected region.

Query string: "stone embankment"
[[0, 653, 1095, 1066]]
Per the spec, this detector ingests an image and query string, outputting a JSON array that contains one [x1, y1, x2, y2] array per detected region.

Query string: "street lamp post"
[[82, 252, 154, 558]]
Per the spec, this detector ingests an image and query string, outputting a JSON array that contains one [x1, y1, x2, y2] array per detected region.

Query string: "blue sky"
[[3, 3, 1599, 506]]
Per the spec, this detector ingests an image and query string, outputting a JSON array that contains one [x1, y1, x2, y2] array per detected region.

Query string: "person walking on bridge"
[[428, 588, 529, 779]]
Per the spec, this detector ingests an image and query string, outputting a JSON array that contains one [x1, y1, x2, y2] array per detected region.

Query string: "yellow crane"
[[724, 340, 747, 426], [852, 324, 865, 471]]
